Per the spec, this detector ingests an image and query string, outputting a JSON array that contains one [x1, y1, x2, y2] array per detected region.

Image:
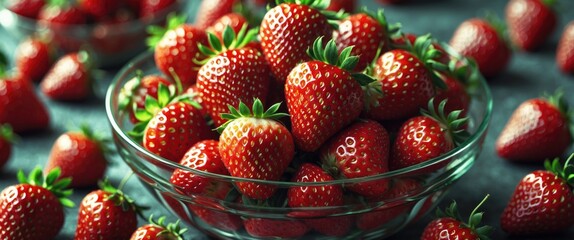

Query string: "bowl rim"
[[105, 51, 494, 187]]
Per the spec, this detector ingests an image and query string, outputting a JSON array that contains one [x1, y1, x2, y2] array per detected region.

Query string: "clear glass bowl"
[[106, 51, 493, 239], [0, 0, 191, 68]]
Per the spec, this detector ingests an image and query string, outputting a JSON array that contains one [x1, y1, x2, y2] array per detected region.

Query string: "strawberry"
[[326, 0, 357, 13], [501, 156, 574, 235], [421, 195, 492, 240], [140, 0, 175, 18], [37, 1, 87, 25], [118, 71, 173, 124], [196, 25, 270, 127], [206, 13, 248, 41], [0, 167, 74, 240], [75, 179, 144, 239], [0, 124, 15, 169], [496, 91, 572, 162], [333, 9, 397, 71], [449, 17, 511, 78], [320, 119, 390, 198], [147, 15, 208, 88], [432, 56, 479, 117], [77, 0, 119, 19], [40, 51, 93, 101], [194, 0, 237, 30], [505, 0, 557, 51], [0, 67, 50, 133], [390, 98, 469, 170], [244, 218, 310, 238], [44, 125, 109, 188], [14, 36, 54, 82], [557, 21, 574, 74], [218, 99, 294, 200], [391, 33, 450, 65], [286, 37, 372, 152], [5, 0, 45, 18], [130, 215, 187, 240], [364, 34, 440, 121], [260, 0, 335, 83]]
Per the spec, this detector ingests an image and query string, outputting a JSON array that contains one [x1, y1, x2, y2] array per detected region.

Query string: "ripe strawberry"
[[0, 167, 74, 240], [5, 0, 45, 18], [140, 0, 175, 18], [244, 218, 310, 238], [364, 34, 439, 121], [320, 119, 390, 198], [44, 125, 109, 188], [288, 163, 351, 236], [326, 0, 357, 13], [196, 25, 270, 127], [14, 36, 54, 82], [496, 91, 572, 162], [449, 17, 511, 78], [0, 72, 50, 133], [422, 195, 492, 240], [206, 13, 248, 41], [391, 32, 450, 65], [77, 0, 119, 19], [505, 0, 557, 51], [118, 71, 173, 124], [130, 215, 187, 240], [390, 99, 469, 170], [37, 1, 87, 25], [218, 99, 294, 200], [194, 0, 237, 29], [557, 21, 574, 74], [286, 37, 372, 152], [75, 179, 144, 239], [433, 57, 477, 117], [333, 9, 397, 71], [147, 15, 208, 88], [40, 51, 93, 101], [0, 124, 15, 169], [501, 157, 574, 235], [260, 0, 334, 83]]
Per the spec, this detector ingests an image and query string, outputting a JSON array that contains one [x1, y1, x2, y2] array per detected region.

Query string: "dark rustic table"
[[1, 0, 573, 239]]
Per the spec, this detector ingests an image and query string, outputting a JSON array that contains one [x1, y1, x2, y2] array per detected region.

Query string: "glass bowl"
[[0, 0, 191, 68], [105, 51, 493, 239]]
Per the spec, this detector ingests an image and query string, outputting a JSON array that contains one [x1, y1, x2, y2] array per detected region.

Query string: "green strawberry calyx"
[[17, 166, 75, 208], [216, 98, 288, 133], [543, 89, 573, 136], [545, 153, 574, 187], [274, 0, 348, 29], [0, 124, 18, 143], [99, 177, 148, 218], [360, 7, 402, 39], [422, 98, 470, 146], [0, 48, 7, 78], [436, 194, 493, 240], [146, 215, 188, 240], [196, 24, 259, 65], [146, 13, 188, 49]]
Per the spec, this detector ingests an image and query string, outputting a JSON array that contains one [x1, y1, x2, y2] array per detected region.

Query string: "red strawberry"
[[196, 25, 270, 127], [194, 0, 237, 29], [391, 32, 450, 65], [5, 0, 45, 18], [40, 51, 93, 101], [118, 71, 173, 124], [206, 13, 248, 41], [496, 91, 572, 162], [390, 99, 469, 170], [140, 0, 175, 18], [286, 37, 371, 152], [147, 15, 208, 88], [218, 100, 294, 200], [44, 125, 109, 188], [38, 1, 87, 25], [288, 163, 351, 236], [364, 35, 439, 121], [260, 0, 334, 83], [326, 0, 357, 13], [333, 9, 396, 71], [14, 36, 54, 82], [320, 119, 390, 198], [557, 21, 574, 74], [77, 0, 119, 19], [449, 17, 511, 78], [433, 57, 477, 117], [422, 195, 492, 240], [0, 167, 74, 240], [0, 124, 15, 169], [0, 73, 50, 133], [75, 180, 143, 239], [505, 0, 557, 51], [130, 215, 187, 240], [244, 218, 310, 238], [501, 157, 574, 235]]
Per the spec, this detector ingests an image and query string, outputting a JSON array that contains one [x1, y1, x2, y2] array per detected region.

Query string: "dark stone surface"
[[0, 0, 573, 239]]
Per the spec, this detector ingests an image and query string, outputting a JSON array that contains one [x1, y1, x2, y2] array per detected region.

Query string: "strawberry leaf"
[[217, 99, 288, 133], [422, 98, 470, 146], [0, 124, 17, 143], [146, 13, 187, 49], [18, 166, 75, 208]]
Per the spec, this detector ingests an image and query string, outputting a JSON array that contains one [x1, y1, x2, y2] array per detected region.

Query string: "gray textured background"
[[1, 0, 574, 239]]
